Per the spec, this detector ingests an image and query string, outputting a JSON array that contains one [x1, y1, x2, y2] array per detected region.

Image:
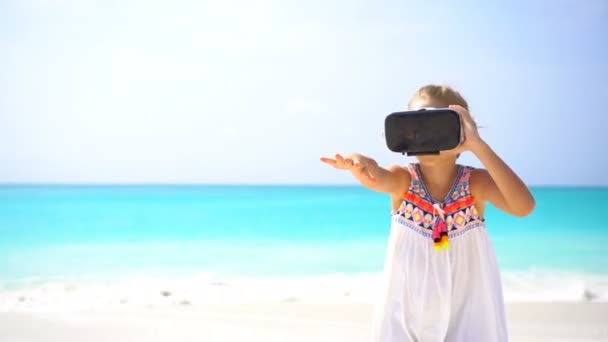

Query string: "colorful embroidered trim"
[[394, 164, 485, 252]]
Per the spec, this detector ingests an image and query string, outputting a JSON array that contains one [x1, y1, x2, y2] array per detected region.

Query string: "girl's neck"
[[418, 160, 460, 190]]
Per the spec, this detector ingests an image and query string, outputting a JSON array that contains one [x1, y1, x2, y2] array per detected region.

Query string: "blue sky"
[[1, 0, 607, 185]]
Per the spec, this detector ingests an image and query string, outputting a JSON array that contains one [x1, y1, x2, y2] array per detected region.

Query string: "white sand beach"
[[1, 301, 606, 342]]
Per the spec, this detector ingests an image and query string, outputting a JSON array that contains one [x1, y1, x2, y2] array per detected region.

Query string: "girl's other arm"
[[470, 143, 536, 217], [448, 105, 536, 217]]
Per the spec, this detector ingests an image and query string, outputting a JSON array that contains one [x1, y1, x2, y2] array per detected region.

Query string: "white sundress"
[[371, 163, 508, 342]]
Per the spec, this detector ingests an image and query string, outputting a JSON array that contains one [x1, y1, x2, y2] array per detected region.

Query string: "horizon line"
[[0, 182, 606, 189]]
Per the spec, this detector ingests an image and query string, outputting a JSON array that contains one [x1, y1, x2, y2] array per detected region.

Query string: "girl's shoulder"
[[386, 164, 413, 183], [466, 167, 493, 198], [458, 164, 486, 178]]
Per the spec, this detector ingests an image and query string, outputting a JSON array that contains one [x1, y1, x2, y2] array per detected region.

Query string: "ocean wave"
[[1, 270, 607, 313], [501, 270, 608, 302]]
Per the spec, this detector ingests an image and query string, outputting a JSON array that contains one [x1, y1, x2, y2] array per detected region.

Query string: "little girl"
[[321, 85, 535, 342]]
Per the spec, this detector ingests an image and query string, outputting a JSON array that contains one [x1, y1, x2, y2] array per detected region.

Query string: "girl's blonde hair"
[[408, 84, 469, 110]]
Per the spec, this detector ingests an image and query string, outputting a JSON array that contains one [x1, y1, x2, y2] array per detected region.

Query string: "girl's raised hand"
[[444, 104, 484, 156], [320, 154, 376, 182]]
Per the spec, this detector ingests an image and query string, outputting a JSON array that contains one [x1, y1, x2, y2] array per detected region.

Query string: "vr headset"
[[384, 108, 462, 156]]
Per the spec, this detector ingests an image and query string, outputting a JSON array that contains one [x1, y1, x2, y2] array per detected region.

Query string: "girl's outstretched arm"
[[320, 153, 410, 195], [448, 105, 536, 217]]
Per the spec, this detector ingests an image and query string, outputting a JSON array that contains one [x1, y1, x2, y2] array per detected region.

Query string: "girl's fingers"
[[321, 154, 360, 171], [337, 154, 355, 169], [320, 157, 337, 166], [449, 104, 466, 115], [450, 104, 468, 119], [450, 104, 477, 126]]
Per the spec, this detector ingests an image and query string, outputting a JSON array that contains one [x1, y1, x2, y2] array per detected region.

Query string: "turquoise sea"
[[0, 185, 607, 309]]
